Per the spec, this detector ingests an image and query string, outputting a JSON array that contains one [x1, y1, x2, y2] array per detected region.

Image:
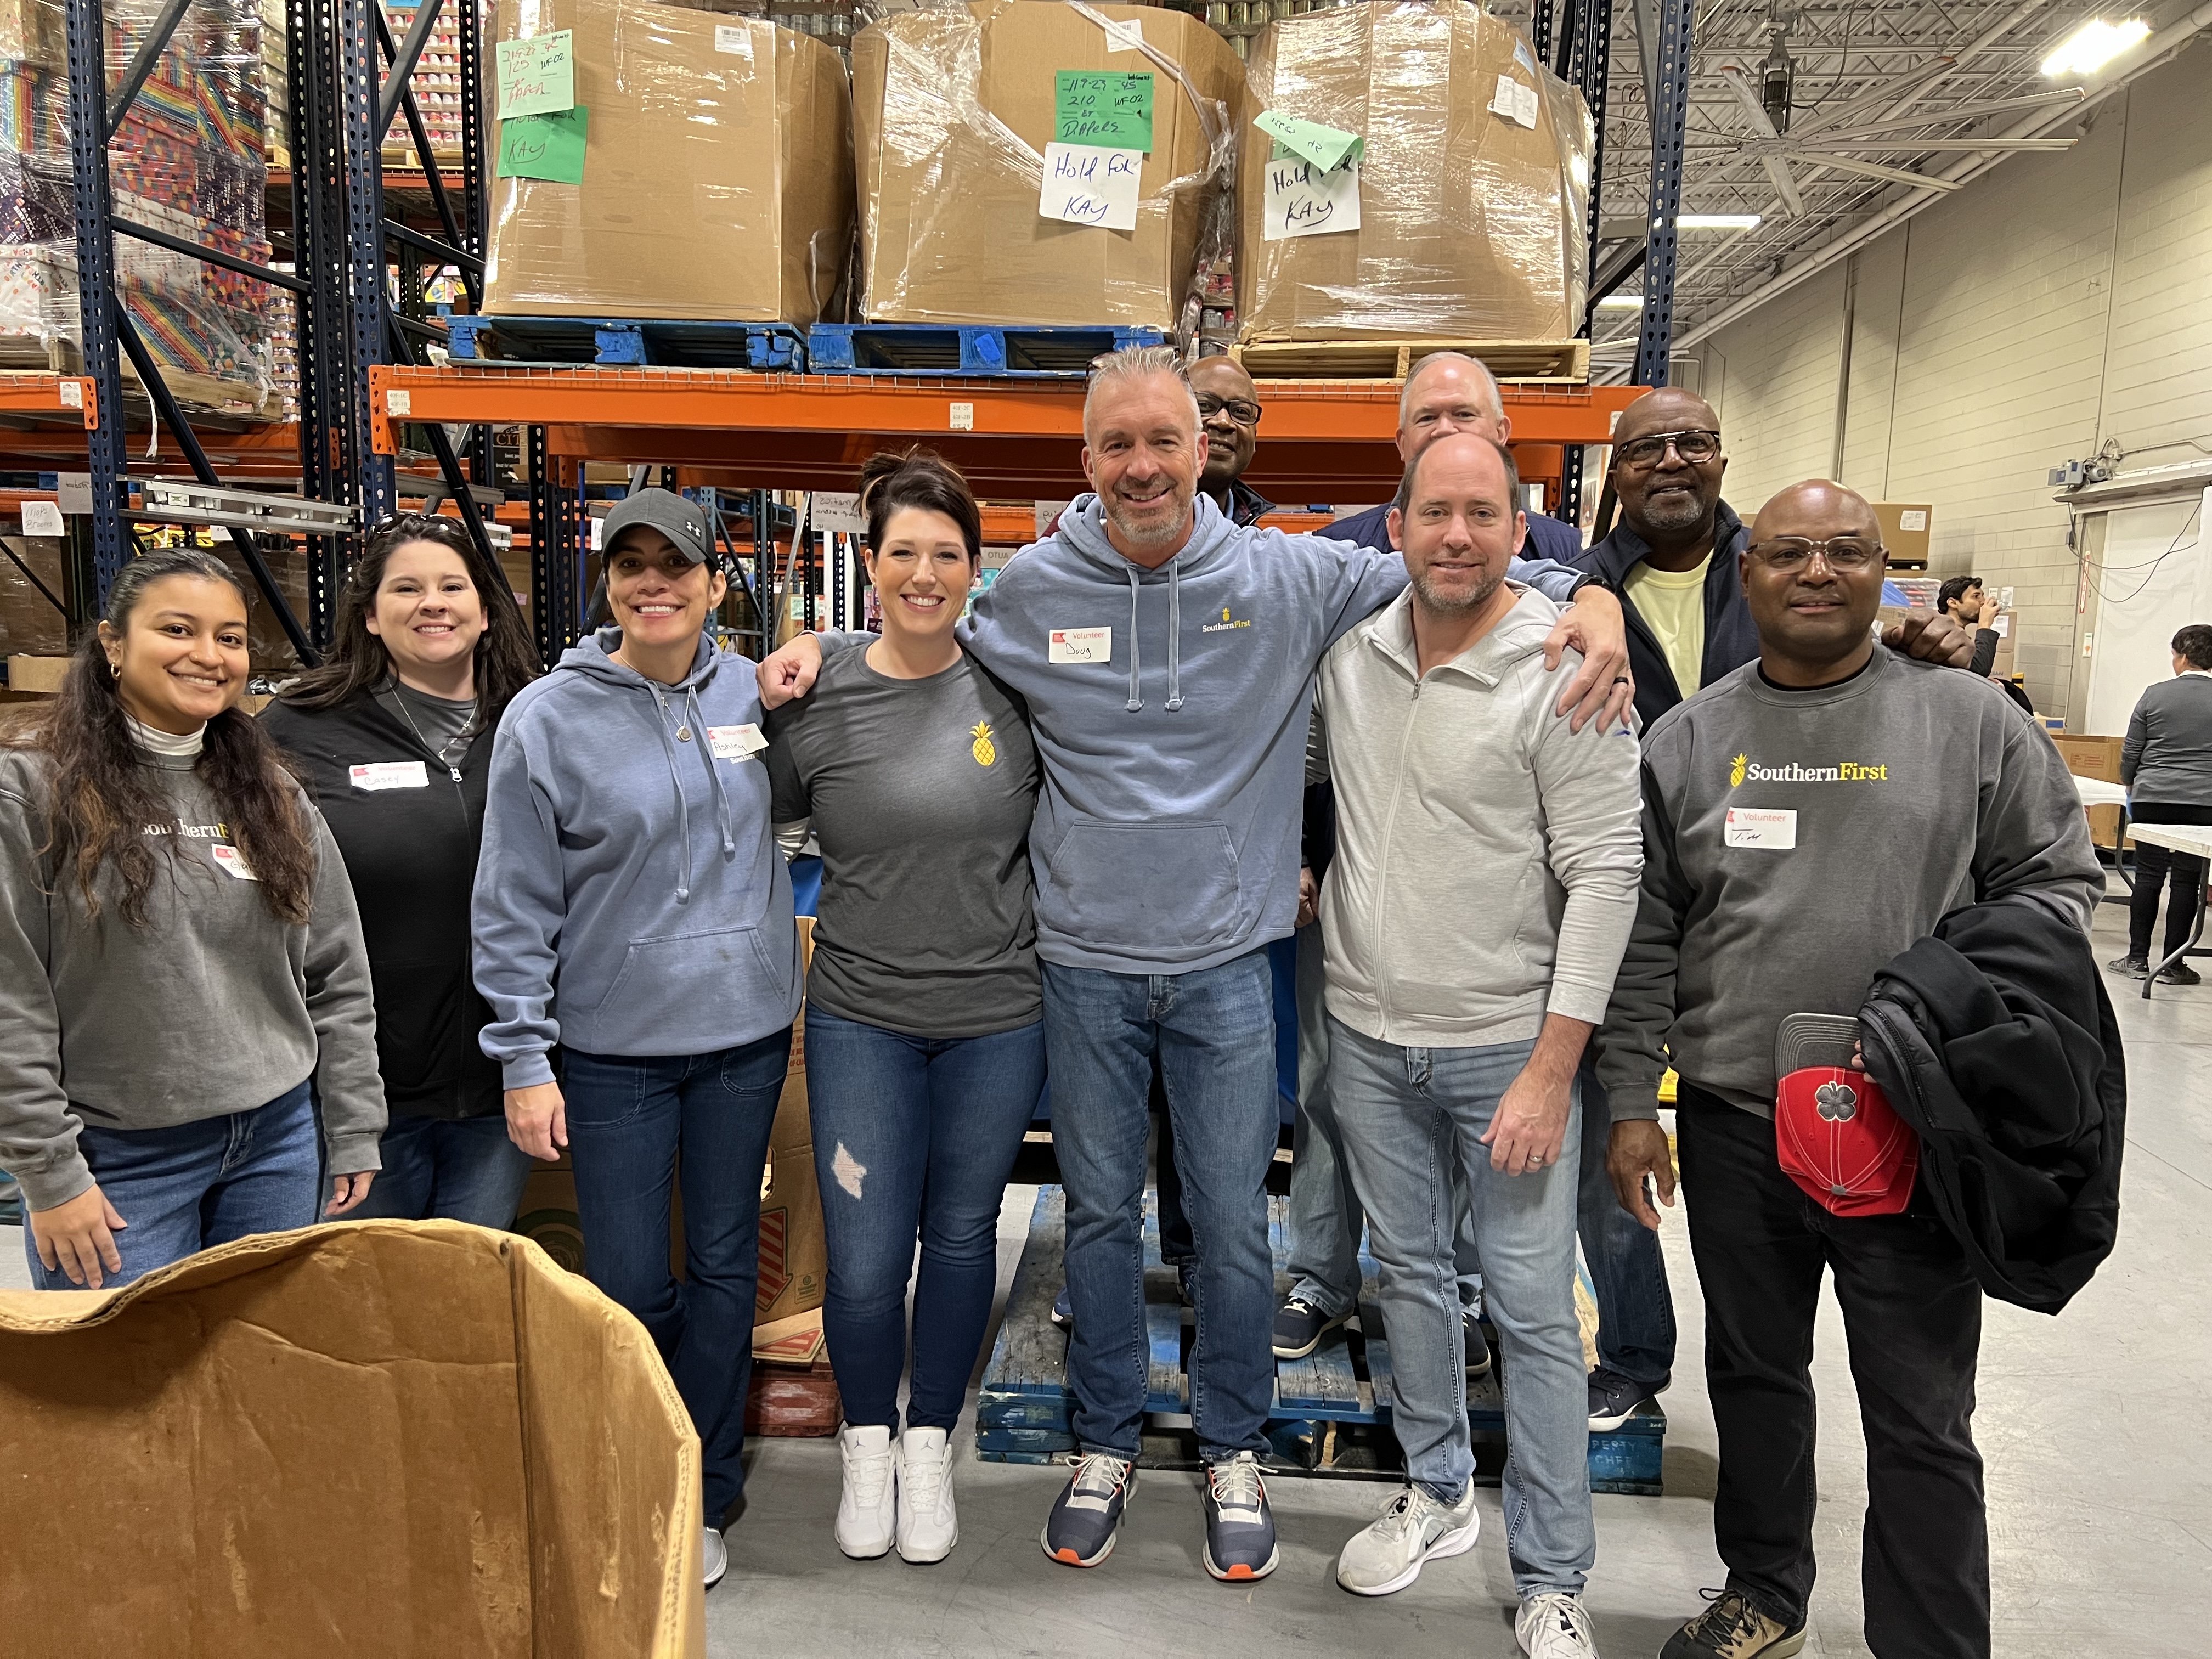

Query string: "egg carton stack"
[[381, 0, 488, 168], [259, 0, 286, 166]]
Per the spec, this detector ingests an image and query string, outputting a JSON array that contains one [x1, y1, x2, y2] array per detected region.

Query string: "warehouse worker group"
[[0, 345, 2101, 1659]]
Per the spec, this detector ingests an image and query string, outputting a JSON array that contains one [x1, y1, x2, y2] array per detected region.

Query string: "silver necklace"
[[389, 683, 476, 780]]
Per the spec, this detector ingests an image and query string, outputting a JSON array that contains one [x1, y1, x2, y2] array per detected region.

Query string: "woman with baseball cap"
[[764, 449, 1043, 1567], [473, 486, 799, 1592]]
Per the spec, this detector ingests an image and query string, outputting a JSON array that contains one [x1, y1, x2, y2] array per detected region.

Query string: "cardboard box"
[[1873, 501, 1933, 566], [852, 1, 1244, 328], [2053, 732, 2124, 849], [483, 1, 853, 324], [1237, 0, 1589, 343], [0, 1222, 704, 1656]]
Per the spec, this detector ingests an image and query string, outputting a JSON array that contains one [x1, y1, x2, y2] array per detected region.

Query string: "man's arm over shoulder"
[[1976, 697, 2106, 930], [1300, 533, 1409, 651]]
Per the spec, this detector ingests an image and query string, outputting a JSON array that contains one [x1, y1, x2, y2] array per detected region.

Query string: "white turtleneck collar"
[[126, 713, 206, 759]]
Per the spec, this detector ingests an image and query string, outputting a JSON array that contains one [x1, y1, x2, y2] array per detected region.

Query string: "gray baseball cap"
[[600, 487, 717, 571]]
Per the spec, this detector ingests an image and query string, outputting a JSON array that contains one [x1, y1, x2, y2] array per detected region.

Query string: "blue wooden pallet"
[[807, 323, 1164, 377], [444, 314, 807, 370], [975, 1184, 1666, 1493]]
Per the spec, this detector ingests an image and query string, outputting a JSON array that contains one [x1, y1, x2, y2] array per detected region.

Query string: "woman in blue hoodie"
[[472, 488, 800, 1594]]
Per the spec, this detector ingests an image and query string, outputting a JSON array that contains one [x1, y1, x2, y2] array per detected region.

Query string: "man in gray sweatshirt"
[[1596, 480, 2102, 1659]]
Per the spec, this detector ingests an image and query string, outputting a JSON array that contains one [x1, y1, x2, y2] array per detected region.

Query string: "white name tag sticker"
[[211, 844, 259, 881], [1725, 807, 1798, 850], [708, 723, 767, 761], [349, 760, 430, 791], [1048, 626, 1112, 665]]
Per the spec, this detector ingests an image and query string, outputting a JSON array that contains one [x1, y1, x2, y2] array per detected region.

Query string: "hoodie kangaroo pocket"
[[1046, 821, 1243, 952], [588, 925, 790, 1046]]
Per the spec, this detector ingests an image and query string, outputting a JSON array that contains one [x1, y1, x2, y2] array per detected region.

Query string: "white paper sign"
[[1048, 626, 1111, 665], [708, 723, 767, 761], [1489, 75, 1541, 128], [1899, 509, 1928, 531], [211, 844, 259, 881], [1261, 158, 1361, 241], [1040, 143, 1143, 232], [350, 760, 430, 791], [712, 22, 752, 58], [20, 500, 63, 537], [54, 472, 92, 514], [814, 491, 866, 534], [949, 402, 974, 432], [1724, 807, 1798, 850], [1102, 16, 1143, 52]]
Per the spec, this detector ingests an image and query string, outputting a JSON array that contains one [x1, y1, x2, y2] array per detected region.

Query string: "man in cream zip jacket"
[[1312, 433, 1642, 1655]]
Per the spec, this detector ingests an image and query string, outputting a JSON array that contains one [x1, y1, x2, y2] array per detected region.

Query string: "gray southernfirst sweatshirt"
[[0, 746, 386, 1211], [1596, 648, 2104, 1119]]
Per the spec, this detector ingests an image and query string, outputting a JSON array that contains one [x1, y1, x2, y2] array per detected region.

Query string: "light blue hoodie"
[[473, 628, 799, 1088], [963, 492, 1408, 975]]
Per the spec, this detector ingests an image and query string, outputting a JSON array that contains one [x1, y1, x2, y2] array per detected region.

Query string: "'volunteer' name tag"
[[1049, 626, 1111, 664], [708, 724, 767, 761], [1725, 807, 1797, 850], [350, 760, 430, 791], [211, 844, 259, 881]]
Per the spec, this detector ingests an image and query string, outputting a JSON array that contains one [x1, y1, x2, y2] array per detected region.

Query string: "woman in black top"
[[262, 514, 541, 1224]]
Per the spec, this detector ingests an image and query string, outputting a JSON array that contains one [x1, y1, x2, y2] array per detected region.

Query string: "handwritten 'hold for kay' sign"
[[1053, 70, 1153, 153], [496, 32, 575, 119], [1261, 156, 1363, 242], [1038, 142, 1142, 230]]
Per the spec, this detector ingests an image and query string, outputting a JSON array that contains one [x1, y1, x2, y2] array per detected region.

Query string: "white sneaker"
[[836, 1423, 898, 1559], [1334, 1484, 1480, 1596], [702, 1526, 729, 1590], [1517, 1590, 1601, 1657], [896, 1427, 960, 1563]]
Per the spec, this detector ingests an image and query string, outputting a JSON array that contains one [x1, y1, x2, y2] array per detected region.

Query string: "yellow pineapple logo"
[[1730, 753, 1748, 788], [970, 720, 997, 767]]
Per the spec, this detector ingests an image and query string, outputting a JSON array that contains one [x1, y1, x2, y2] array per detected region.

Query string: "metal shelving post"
[[1635, 0, 1694, 390]]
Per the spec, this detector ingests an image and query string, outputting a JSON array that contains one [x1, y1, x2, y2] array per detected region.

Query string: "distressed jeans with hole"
[[1327, 1017, 1594, 1598]]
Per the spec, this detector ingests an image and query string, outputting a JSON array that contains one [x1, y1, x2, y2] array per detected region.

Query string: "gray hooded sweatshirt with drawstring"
[[472, 628, 799, 1089]]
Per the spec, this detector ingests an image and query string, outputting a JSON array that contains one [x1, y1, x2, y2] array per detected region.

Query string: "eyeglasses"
[[1617, 429, 1722, 469], [1745, 536, 1885, 573], [1197, 393, 1263, 426]]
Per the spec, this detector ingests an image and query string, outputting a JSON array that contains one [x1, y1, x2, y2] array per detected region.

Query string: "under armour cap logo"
[[1815, 1080, 1858, 1122]]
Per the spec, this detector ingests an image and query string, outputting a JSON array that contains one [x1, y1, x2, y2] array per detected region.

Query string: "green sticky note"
[[1255, 110, 1362, 173], [496, 31, 575, 118], [1054, 70, 1154, 153], [498, 106, 588, 184]]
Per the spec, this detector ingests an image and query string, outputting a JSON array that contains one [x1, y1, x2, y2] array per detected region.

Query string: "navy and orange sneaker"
[[1201, 1451, 1278, 1582], [1040, 1452, 1135, 1567]]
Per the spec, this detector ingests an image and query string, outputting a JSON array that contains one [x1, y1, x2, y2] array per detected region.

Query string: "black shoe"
[[1659, 1589, 1808, 1657], [1272, 1296, 1350, 1359], [2159, 959, 2202, 985], [1588, 1366, 1661, 1430], [2108, 953, 2151, 979], [1462, 1309, 1493, 1379], [1176, 1262, 1197, 1307], [1051, 1284, 1073, 1329]]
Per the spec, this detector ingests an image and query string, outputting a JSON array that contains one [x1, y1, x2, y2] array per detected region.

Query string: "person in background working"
[[766, 450, 1046, 1568], [1566, 388, 1977, 1434], [2110, 623, 2212, 984], [473, 488, 800, 1594], [262, 515, 540, 1227], [0, 549, 383, 1291], [1600, 479, 2100, 1659], [1317, 433, 1640, 1659]]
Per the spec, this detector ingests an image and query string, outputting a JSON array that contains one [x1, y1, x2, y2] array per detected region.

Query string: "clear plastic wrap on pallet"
[[482, 0, 852, 324], [1236, 0, 1589, 343], [851, 0, 1242, 329], [0, 0, 276, 414]]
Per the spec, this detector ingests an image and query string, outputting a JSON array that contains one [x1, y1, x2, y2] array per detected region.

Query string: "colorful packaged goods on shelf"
[[1236, 0, 1590, 343], [0, 0, 277, 415]]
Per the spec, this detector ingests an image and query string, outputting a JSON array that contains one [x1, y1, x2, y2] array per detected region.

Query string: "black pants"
[[1677, 1086, 1988, 1658], [2127, 801, 2212, 961]]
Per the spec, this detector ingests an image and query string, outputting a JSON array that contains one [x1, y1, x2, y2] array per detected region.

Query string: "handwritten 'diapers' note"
[[495, 31, 575, 119], [498, 105, 588, 183], [1053, 70, 1153, 153], [1039, 143, 1142, 230], [1261, 157, 1361, 241]]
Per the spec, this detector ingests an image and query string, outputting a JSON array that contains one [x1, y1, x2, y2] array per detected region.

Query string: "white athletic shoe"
[[836, 1423, 899, 1559], [896, 1427, 960, 1564], [1334, 1484, 1480, 1596], [702, 1526, 729, 1590], [1517, 1590, 1602, 1657]]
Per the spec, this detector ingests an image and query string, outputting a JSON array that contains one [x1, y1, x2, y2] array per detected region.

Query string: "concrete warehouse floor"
[[6, 897, 2208, 1655]]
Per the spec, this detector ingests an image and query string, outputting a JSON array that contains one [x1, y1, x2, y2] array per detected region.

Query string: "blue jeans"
[[23, 1079, 322, 1290], [804, 1009, 1046, 1432], [563, 1032, 791, 1519], [345, 1114, 534, 1229], [1043, 949, 1279, 1463], [1576, 1064, 1677, 1390], [1328, 1018, 1595, 1598]]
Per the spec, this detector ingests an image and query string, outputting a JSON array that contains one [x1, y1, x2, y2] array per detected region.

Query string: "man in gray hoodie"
[[760, 346, 1635, 1583]]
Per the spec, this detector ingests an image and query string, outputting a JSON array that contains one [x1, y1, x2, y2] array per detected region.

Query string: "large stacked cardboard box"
[[851, 0, 1244, 329], [1237, 0, 1589, 343], [482, 0, 853, 324]]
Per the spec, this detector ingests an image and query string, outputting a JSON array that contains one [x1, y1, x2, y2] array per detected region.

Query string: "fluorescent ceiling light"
[[2041, 17, 2150, 77], [1596, 295, 1645, 311], [1678, 213, 1762, 230]]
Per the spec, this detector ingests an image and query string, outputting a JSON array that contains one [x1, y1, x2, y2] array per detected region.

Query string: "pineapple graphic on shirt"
[[970, 720, 997, 767]]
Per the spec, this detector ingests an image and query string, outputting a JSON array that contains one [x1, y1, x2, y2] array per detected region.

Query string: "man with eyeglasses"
[[1597, 479, 2098, 1659], [1192, 356, 1276, 528]]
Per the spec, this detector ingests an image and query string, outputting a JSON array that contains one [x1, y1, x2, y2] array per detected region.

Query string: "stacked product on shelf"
[[481, 0, 853, 323], [0, 0, 278, 416], [381, 0, 489, 167], [851, 0, 1243, 329], [1236, 0, 1590, 347], [259, 0, 285, 165]]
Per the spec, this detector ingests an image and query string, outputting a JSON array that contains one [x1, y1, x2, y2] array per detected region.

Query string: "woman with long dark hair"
[[764, 449, 1045, 1567], [0, 549, 383, 1290], [262, 514, 540, 1225]]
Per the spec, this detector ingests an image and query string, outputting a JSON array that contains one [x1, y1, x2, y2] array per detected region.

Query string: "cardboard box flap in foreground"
[[1237, 0, 1590, 342], [853, 0, 1244, 328], [483, 0, 853, 324], [0, 1222, 704, 1657]]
